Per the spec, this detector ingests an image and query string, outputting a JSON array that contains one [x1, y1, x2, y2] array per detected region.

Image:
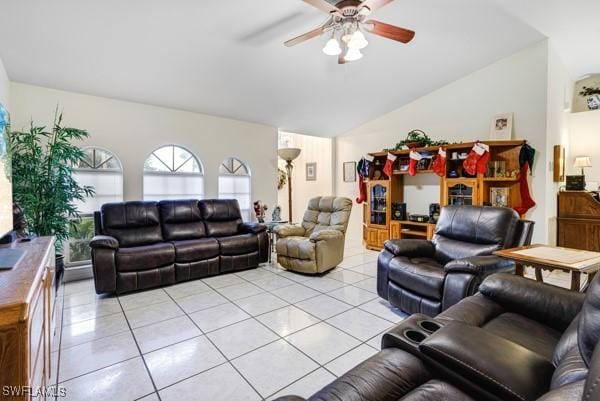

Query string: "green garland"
[[389, 129, 449, 151]]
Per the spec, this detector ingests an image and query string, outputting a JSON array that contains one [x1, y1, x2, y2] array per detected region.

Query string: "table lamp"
[[574, 156, 592, 176], [278, 148, 301, 222]]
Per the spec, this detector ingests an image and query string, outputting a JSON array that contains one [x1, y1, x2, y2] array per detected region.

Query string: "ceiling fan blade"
[[363, 19, 415, 43], [359, 0, 395, 13], [302, 0, 340, 14], [284, 26, 325, 47]]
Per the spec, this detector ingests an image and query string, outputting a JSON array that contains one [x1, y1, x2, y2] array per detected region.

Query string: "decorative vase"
[[587, 94, 600, 110]]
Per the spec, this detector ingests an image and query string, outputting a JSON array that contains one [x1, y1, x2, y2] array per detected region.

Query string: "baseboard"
[[64, 264, 93, 283]]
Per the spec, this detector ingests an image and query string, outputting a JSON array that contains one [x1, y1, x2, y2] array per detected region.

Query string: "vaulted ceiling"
[[0, 0, 594, 136]]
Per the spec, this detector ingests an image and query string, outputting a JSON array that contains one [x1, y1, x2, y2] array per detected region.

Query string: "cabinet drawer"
[[29, 282, 45, 375], [377, 230, 389, 248]]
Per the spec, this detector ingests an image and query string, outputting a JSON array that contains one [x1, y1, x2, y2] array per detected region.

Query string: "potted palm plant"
[[579, 86, 600, 110], [8, 111, 94, 284]]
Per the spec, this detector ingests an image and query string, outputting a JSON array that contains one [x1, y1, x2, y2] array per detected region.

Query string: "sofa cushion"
[[400, 379, 475, 401], [173, 238, 220, 263], [116, 243, 175, 272], [388, 256, 445, 300], [199, 199, 243, 237], [482, 312, 562, 362], [217, 234, 258, 256], [102, 201, 163, 247], [159, 200, 206, 241], [276, 236, 316, 261]]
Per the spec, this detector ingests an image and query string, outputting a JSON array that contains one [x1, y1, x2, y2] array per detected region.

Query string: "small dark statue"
[[13, 203, 29, 239]]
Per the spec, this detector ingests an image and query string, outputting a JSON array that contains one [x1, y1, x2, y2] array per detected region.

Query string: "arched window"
[[143, 145, 204, 200], [218, 157, 251, 221], [69, 147, 123, 265]]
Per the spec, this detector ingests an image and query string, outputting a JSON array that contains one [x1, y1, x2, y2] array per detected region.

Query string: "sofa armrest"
[[273, 224, 305, 237], [90, 235, 119, 249], [239, 222, 267, 234], [479, 273, 585, 332], [383, 239, 435, 257], [271, 397, 307, 401], [420, 322, 555, 401], [309, 229, 342, 242], [444, 256, 514, 276]]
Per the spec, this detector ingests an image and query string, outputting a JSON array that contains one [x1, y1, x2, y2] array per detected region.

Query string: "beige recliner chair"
[[274, 196, 352, 274]]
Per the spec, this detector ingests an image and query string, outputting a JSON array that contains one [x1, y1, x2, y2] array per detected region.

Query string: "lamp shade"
[[574, 156, 592, 168], [278, 148, 301, 162]]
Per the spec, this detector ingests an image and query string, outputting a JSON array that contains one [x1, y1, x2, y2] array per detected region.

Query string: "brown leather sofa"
[[274, 273, 600, 401], [377, 205, 534, 316], [90, 199, 268, 294]]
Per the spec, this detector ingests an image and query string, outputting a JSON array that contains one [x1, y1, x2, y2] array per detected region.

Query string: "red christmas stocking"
[[383, 153, 397, 178], [476, 143, 490, 174], [409, 149, 422, 176], [514, 162, 536, 215], [355, 175, 367, 204], [463, 142, 488, 176], [432, 147, 447, 177]]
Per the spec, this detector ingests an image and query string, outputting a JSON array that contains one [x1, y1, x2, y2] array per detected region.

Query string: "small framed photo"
[[490, 187, 509, 208], [305, 162, 317, 181], [343, 161, 356, 182], [489, 113, 513, 140]]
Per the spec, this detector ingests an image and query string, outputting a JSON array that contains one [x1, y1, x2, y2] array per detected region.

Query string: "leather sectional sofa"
[[275, 272, 600, 401], [378, 205, 534, 316], [90, 199, 268, 294]]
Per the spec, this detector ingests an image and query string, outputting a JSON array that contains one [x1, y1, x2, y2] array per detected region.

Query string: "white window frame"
[[218, 157, 252, 221]]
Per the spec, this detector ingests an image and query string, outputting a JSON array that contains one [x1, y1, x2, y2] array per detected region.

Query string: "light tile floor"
[[51, 240, 573, 401]]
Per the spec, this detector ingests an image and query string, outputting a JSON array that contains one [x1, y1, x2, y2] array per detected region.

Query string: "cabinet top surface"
[[0, 237, 55, 309]]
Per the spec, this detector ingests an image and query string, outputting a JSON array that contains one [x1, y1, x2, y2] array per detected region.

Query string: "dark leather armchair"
[[91, 199, 268, 294], [377, 205, 534, 316], [274, 274, 600, 401]]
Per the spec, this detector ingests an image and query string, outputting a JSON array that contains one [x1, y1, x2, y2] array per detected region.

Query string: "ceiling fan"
[[284, 0, 415, 64]]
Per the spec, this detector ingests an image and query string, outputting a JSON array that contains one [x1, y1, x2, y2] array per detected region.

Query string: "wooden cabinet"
[[390, 221, 401, 240], [442, 178, 480, 207], [558, 191, 600, 252], [0, 237, 55, 401]]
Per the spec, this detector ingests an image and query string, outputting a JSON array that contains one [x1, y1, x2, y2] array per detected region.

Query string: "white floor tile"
[[63, 279, 95, 296], [144, 336, 226, 389], [61, 312, 129, 349], [252, 275, 296, 291], [159, 363, 261, 401], [295, 295, 353, 320], [63, 292, 116, 310], [60, 357, 153, 401], [358, 299, 407, 323], [189, 302, 251, 333], [133, 316, 202, 353], [59, 331, 139, 382], [300, 277, 346, 293], [62, 298, 122, 326], [175, 290, 229, 313], [119, 289, 170, 311], [324, 344, 378, 377], [234, 293, 289, 316], [207, 319, 278, 359], [327, 286, 377, 306], [257, 306, 320, 337], [270, 283, 320, 304], [347, 263, 378, 277], [164, 280, 212, 299], [124, 300, 184, 328], [366, 330, 387, 350], [285, 322, 361, 365], [269, 368, 336, 400], [232, 339, 319, 398], [327, 269, 370, 284], [327, 309, 393, 341], [217, 282, 265, 300], [352, 277, 378, 293], [236, 268, 278, 281], [202, 273, 247, 289]]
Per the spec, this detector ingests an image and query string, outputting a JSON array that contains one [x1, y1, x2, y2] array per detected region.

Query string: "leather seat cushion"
[[400, 379, 475, 401], [482, 312, 562, 361], [388, 256, 445, 300], [173, 238, 219, 263], [116, 243, 175, 272], [276, 236, 315, 261], [217, 234, 258, 256]]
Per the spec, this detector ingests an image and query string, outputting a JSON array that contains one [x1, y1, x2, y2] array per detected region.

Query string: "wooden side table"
[[494, 244, 600, 291]]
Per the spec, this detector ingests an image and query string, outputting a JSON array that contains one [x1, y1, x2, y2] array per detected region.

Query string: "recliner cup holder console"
[[404, 329, 427, 344], [382, 314, 445, 356], [418, 320, 443, 333]]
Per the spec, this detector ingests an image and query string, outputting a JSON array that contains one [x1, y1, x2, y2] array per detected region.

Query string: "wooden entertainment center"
[[363, 140, 526, 250], [0, 237, 56, 401]]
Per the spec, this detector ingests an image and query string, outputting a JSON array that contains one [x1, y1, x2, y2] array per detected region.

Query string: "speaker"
[[566, 175, 585, 191], [392, 203, 407, 221]]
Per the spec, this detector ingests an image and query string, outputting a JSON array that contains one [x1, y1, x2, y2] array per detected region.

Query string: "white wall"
[[568, 110, 600, 184], [336, 41, 551, 243], [545, 42, 573, 244], [278, 132, 334, 223], [0, 57, 9, 109], [9, 83, 278, 217]]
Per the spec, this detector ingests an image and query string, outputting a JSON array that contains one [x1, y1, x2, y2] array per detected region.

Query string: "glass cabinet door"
[[370, 184, 388, 225], [447, 183, 474, 206]]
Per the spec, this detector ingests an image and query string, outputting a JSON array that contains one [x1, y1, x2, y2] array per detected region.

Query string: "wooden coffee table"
[[494, 244, 600, 291]]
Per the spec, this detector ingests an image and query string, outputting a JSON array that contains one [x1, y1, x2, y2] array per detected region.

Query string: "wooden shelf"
[[369, 140, 526, 157], [393, 169, 435, 175], [401, 230, 428, 237], [397, 220, 430, 227], [483, 177, 519, 182]]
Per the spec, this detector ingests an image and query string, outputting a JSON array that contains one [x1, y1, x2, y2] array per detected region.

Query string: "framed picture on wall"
[[490, 187, 509, 208], [343, 161, 356, 182], [306, 162, 317, 181], [489, 113, 513, 140]]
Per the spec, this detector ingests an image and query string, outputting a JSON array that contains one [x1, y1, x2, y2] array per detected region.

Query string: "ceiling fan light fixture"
[[344, 47, 363, 62], [322, 37, 342, 56], [347, 30, 368, 49]]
